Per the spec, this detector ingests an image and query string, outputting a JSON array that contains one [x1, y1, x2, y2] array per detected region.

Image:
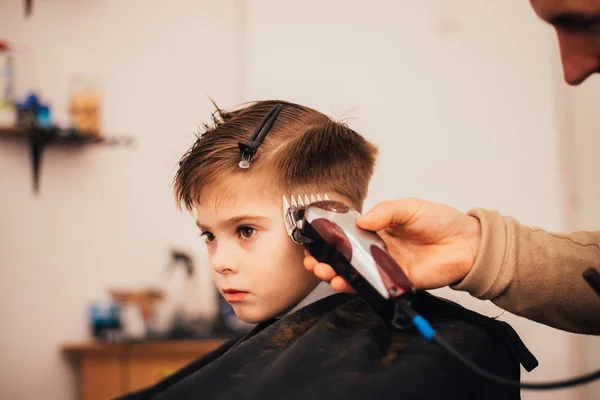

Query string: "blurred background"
[[0, 0, 598, 399]]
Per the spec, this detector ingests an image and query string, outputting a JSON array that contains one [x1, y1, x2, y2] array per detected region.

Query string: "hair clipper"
[[283, 196, 415, 327]]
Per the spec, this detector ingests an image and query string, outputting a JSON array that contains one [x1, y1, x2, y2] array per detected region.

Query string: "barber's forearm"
[[453, 208, 600, 335]]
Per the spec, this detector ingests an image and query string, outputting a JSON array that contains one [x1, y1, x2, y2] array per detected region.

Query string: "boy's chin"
[[231, 303, 282, 324]]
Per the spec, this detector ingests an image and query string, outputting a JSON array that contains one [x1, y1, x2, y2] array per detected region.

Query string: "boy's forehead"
[[195, 178, 282, 223], [200, 176, 279, 205]]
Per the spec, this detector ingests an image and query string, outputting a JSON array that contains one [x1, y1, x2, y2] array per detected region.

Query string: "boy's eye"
[[238, 226, 257, 240], [199, 231, 216, 243]]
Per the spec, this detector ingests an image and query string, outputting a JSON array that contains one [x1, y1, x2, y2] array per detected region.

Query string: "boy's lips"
[[222, 288, 249, 302]]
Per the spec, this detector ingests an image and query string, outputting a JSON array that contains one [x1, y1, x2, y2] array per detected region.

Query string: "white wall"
[[0, 1, 234, 399], [0, 1, 595, 399]]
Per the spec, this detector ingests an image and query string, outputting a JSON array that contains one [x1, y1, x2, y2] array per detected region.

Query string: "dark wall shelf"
[[0, 126, 134, 194]]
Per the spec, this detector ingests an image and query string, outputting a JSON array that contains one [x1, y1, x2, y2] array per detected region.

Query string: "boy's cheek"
[[240, 235, 261, 251], [206, 244, 216, 257]]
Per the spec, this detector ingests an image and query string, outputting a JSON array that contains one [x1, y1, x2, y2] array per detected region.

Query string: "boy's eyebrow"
[[196, 214, 270, 230], [223, 214, 270, 227]]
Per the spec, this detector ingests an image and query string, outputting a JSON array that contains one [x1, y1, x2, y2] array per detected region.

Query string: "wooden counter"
[[63, 340, 226, 400]]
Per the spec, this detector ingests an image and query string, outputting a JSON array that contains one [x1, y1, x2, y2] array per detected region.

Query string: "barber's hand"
[[303, 198, 482, 292]]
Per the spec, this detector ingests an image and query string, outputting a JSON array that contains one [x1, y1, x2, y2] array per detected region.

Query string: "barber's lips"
[[222, 288, 248, 302]]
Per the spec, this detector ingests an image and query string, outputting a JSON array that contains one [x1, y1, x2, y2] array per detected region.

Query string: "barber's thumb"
[[357, 210, 386, 231]]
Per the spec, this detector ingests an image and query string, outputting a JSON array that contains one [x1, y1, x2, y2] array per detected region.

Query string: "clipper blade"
[[282, 193, 330, 242], [282, 193, 330, 215]]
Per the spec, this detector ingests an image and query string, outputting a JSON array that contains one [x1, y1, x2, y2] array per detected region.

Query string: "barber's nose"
[[211, 247, 238, 275], [556, 30, 600, 86]]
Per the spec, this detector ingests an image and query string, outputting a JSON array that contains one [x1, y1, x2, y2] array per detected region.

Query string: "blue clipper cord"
[[397, 300, 600, 390]]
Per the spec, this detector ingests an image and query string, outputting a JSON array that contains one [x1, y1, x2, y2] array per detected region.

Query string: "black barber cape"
[[118, 292, 537, 400]]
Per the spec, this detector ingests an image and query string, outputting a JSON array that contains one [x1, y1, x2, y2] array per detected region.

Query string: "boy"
[[119, 100, 536, 400]]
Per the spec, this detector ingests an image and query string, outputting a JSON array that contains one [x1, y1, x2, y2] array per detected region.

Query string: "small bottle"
[[68, 75, 101, 137], [35, 105, 51, 128], [0, 40, 16, 127]]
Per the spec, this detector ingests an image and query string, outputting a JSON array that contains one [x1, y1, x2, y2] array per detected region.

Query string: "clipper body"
[[283, 196, 414, 308]]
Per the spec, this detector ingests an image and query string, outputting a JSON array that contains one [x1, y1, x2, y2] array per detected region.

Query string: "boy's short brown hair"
[[174, 100, 378, 210]]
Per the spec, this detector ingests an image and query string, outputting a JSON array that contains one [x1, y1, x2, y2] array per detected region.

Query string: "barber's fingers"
[[305, 257, 337, 283], [314, 261, 355, 293], [304, 255, 333, 279], [331, 276, 355, 293], [304, 255, 337, 283], [303, 255, 355, 293], [314, 262, 337, 282], [303, 254, 319, 272], [357, 198, 425, 231]]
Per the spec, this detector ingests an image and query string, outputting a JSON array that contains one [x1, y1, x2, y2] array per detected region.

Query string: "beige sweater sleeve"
[[452, 208, 600, 335]]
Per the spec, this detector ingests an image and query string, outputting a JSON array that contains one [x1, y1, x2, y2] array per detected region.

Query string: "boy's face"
[[195, 181, 320, 323]]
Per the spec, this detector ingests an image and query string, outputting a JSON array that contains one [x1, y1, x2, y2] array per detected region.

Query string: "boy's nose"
[[211, 248, 238, 275], [214, 263, 237, 275]]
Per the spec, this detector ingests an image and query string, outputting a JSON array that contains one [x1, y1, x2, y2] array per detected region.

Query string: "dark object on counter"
[[90, 302, 122, 342], [167, 250, 195, 276]]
